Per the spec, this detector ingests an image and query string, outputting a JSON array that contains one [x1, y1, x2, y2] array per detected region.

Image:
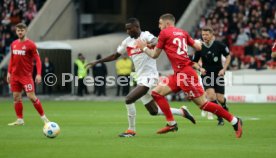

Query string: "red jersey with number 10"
[[156, 26, 195, 72], [8, 39, 41, 78]]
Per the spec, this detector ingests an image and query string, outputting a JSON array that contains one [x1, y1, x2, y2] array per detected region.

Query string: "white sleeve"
[[116, 39, 127, 54], [143, 31, 156, 42]]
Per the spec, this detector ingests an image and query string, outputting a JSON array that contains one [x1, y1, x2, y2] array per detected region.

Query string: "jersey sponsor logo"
[[13, 50, 26, 55], [126, 46, 142, 56], [173, 32, 184, 36]]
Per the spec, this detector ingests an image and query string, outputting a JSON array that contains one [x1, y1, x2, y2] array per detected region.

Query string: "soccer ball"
[[43, 122, 60, 138]]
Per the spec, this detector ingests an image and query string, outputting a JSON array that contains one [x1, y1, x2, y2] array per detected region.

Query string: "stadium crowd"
[[194, 0, 276, 70]]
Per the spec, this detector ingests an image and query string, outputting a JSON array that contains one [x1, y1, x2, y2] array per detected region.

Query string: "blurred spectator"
[[194, 0, 276, 70], [0, 67, 9, 96], [92, 54, 108, 96], [42, 57, 54, 95], [115, 54, 132, 96], [235, 28, 250, 45]]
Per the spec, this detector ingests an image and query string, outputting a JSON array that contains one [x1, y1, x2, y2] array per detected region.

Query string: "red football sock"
[[14, 100, 23, 119], [152, 91, 175, 122], [32, 98, 45, 116], [200, 101, 233, 122]]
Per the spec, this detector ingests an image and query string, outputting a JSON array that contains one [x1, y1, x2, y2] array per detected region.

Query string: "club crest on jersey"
[[126, 46, 142, 56], [13, 50, 26, 55], [22, 45, 26, 50]]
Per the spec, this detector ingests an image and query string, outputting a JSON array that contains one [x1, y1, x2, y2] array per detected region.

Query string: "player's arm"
[[219, 44, 231, 76], [192, 52, 206, 75], [34, 50, 42, 84], [86, 53, 121, 68], [192, 39, 202, 51], [147, 37, 158, 48], [136, 39, 162, 59]]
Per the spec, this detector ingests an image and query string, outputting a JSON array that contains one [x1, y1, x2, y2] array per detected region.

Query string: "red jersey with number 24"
[[156, 26, 195, 73]]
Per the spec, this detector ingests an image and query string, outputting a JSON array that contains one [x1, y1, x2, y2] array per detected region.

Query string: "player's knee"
[[151, 91, 162, 98], [27, 93, 36, 102], [13, 95, 21, 102], [125, 96, 134, 104], [207, 94, 216, 101]]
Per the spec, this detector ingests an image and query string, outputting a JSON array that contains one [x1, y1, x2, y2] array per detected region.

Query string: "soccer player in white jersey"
[[86, 18, 196, 137]]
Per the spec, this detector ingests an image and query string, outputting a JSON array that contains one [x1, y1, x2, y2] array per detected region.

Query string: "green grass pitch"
[[0, 100, 276, 158]]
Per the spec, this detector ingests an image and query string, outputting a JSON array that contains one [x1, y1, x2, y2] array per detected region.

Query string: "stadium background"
[[0, 1, 276, 158]]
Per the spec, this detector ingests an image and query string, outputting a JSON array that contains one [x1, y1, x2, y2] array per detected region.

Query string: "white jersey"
[[117, 31, 159, 80]]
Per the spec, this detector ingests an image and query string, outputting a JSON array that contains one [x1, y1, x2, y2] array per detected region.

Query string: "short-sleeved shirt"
[[117, 31, 158, 79], [8, 39, 39, 78], [156, 26, 195, 73], [193, 40, 230, 74]]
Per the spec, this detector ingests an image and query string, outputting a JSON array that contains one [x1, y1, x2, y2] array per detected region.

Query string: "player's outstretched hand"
[[85, 61, 97, 69], [35, 75, 42, 84], [7, 73, 10, 84], [136, 39, 147, 50], [218, 69, 225, 76]]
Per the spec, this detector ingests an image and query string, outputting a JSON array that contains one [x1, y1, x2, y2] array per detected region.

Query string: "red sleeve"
[[35, 52, 42, 75], [8, 46, 13, 74], [156, 30, 166, 49], [186, 33, 195, 46], [32, 43, 42, 75]]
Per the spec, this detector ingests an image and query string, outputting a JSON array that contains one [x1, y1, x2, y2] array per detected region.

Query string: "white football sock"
[[157, 107, 182, 116], [41, 115, 49, 123], [126, 103, 136, 131], [231, 117, 238, 125]]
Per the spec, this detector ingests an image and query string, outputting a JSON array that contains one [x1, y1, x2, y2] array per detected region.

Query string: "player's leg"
[[26, 91, 49, 124], [151, 79, 179, 134], [119, 85, 149, 137], [215, 76, 228, 125], [8, 92, 25, 126], [217, 94, 228, 111], [181, 67, 242, 138], [192, 95, 242, 138], [142, 95, 196, 124], [23, 78, 49, 124], [8, 77, 25, 126]]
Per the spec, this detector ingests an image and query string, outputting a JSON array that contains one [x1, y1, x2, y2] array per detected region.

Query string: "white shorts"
[[137, 76, 158, 105]]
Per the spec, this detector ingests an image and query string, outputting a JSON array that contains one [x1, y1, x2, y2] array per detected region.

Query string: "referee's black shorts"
[[201, 73, 225, 94]]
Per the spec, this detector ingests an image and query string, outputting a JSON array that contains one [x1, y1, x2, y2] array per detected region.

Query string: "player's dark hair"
[[15, 23, 27, 29], [160, 13, 175, 23], [126, 18, 140, 27], [201, 26, 214, 34]]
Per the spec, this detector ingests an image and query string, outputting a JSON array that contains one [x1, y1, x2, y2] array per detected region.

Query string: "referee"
[[193, 26, 231, 126]]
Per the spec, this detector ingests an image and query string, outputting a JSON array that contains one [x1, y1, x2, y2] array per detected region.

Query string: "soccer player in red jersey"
[[136, 13, 243, 138], [272, 40, 276, 58], [7, 23, 50, 126]]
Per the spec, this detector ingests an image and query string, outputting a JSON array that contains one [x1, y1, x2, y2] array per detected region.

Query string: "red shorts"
[[164, 66, 204, 99], [10, 76, 35, 93]]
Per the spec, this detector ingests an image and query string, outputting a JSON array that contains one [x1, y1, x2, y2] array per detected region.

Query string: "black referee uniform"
[[193, 40, 230, 125], [193, 40, 230, 94]]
